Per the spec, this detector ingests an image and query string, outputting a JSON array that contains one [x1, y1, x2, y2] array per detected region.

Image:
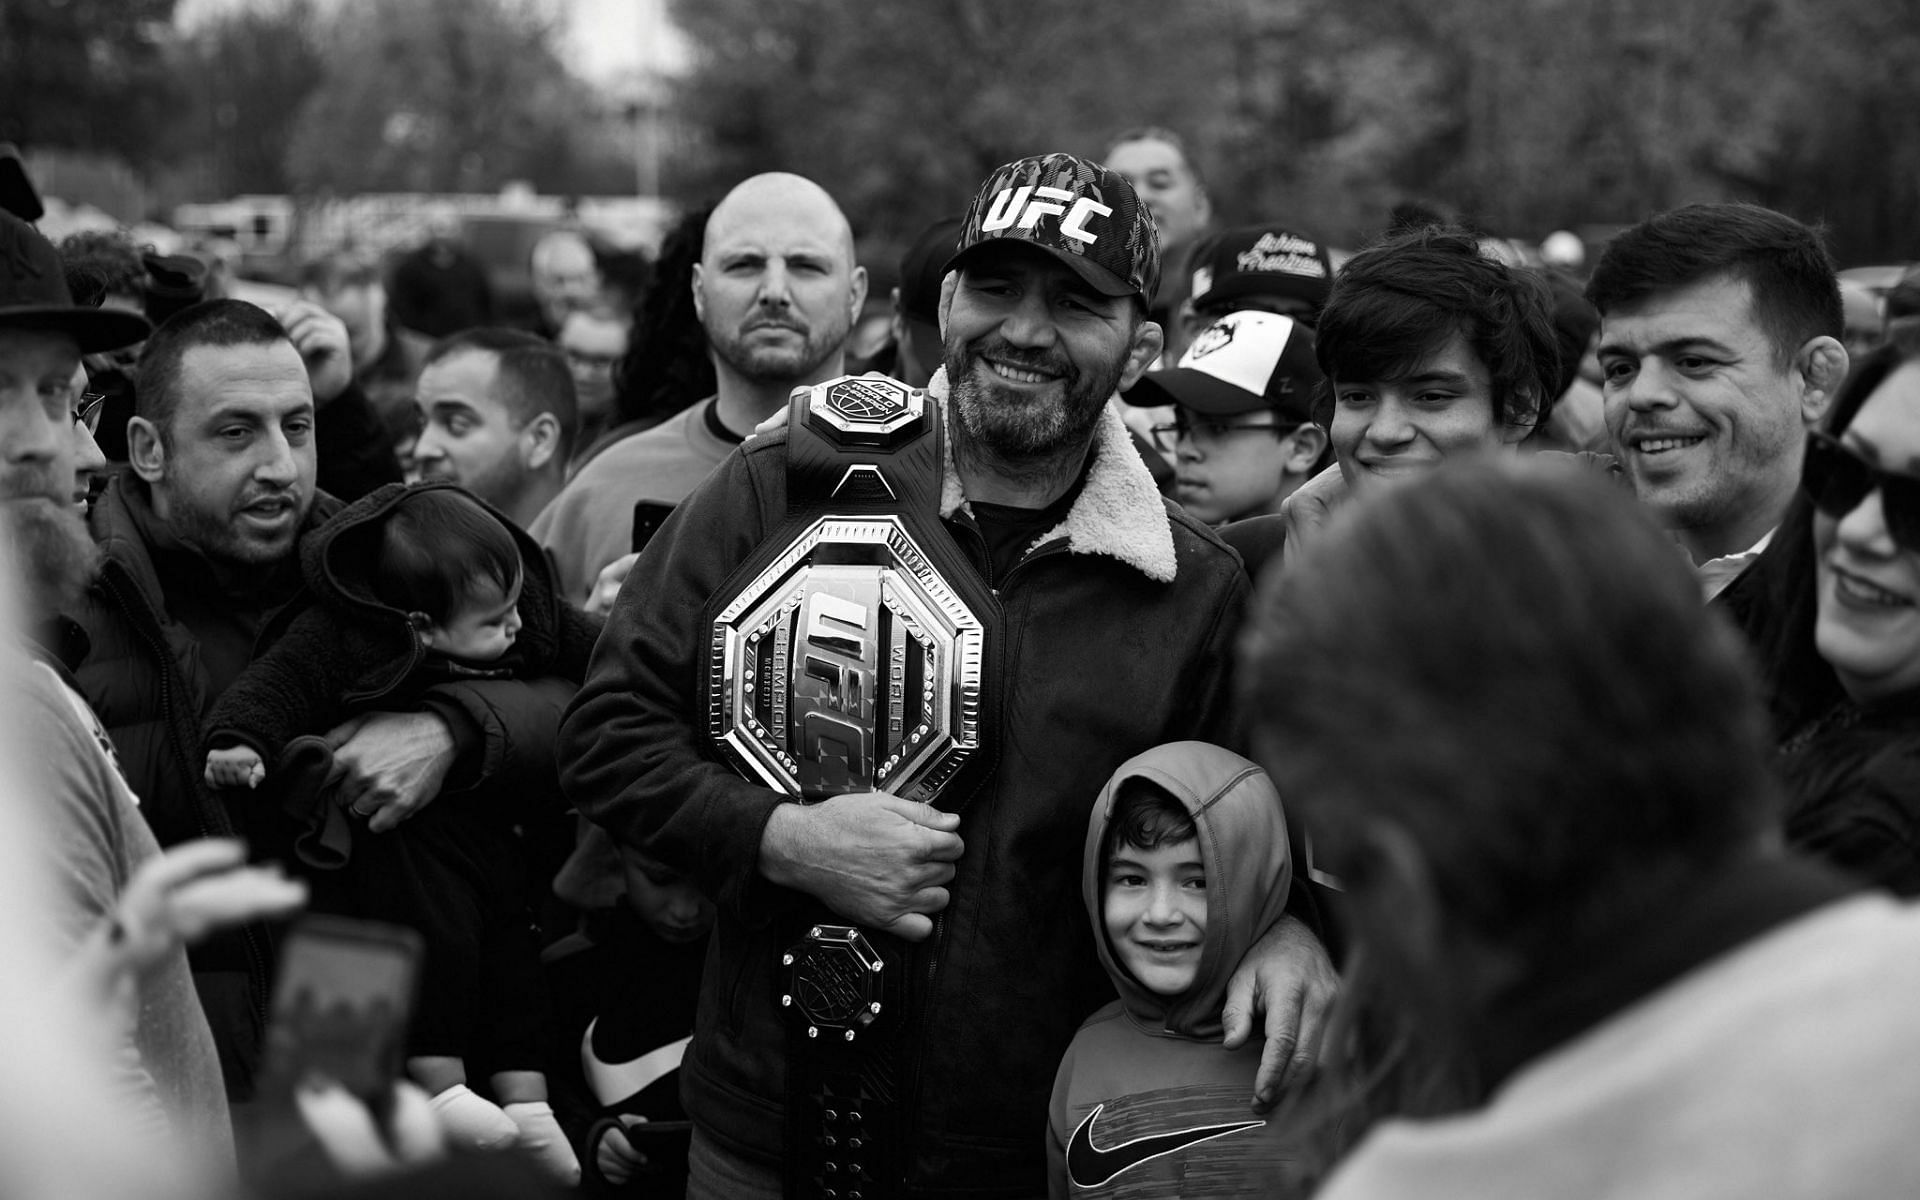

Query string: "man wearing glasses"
[[1587, 203, 1850, 599], [1123, 309, 1328, 526]]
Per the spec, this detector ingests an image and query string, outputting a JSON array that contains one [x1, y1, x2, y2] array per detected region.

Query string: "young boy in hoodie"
[[1048, 740, 1307, 1198], [200, 481, 600, 1183]]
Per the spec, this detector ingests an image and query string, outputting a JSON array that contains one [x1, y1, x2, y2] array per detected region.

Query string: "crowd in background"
[[3, 113, 1920, 1200]]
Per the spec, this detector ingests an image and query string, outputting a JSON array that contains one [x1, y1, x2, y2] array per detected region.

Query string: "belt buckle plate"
[[781, 924, 886, 1041]]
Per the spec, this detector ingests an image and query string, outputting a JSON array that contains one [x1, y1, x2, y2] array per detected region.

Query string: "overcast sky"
[[174, 0, 689, 82]]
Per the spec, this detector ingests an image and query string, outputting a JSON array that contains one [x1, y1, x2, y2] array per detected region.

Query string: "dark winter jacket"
[[1779, 694, 1920, 896], [204, 481, 601, 762], [559, 370, 1252, 1198], [69, 471, 580, 1099]]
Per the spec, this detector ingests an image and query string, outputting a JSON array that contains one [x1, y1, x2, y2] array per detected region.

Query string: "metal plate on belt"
[[707, 514, 986, 802], [781, 924, 886, 1040], [805, 375, 927, 449]]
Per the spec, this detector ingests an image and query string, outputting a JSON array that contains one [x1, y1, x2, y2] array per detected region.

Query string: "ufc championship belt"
[[700, 374, 995, 1200]]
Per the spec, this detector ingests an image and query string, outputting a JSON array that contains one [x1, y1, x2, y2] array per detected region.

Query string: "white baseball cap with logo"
[[1122, 309, 1323, 422]]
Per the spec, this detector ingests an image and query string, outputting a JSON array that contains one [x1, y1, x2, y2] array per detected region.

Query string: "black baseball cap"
[[1189, 224, 1333, 317], [947, 153, 1160, 300], [1125, 310, 1322, 423], [0, 210, 150, 352]]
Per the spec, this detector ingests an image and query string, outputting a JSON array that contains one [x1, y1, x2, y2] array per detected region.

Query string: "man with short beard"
[[531, 172, 868, 604], [559, 153, 1335, 1198], [0, 209, 241, 1173], [68, 298, 579, 1101]]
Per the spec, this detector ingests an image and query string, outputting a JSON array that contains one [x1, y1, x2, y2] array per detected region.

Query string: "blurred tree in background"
[[285, 0, 592, 194], [3, 0, 1916, 263], [667, 0, 1920, 264], [0, 0, 180, 168], [172, 0, 325, 195], [668, 0, 1241, 247]]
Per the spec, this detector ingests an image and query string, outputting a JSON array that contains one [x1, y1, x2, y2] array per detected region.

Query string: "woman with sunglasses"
[[1742, 337, 1920, 894]]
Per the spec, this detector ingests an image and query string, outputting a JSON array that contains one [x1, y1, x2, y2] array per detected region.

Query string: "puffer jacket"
[[560, 371, 1251, 1197], [72, 471, 581, 1099]]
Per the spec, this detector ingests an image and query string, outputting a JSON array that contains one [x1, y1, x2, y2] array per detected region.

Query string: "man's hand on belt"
[[758, 792, 964, 941]]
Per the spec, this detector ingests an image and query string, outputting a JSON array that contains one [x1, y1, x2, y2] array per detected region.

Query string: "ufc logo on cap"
[[980, 186, 1111, 244]]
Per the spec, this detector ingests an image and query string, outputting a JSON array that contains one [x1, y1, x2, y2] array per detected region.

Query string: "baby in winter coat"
[[203, 481, 600, 1183]]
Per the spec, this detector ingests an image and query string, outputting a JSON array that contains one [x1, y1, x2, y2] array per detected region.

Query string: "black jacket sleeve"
[[202, 605, 368, 760], [417, 676, 576, 807], [558, 441, 790, 919]]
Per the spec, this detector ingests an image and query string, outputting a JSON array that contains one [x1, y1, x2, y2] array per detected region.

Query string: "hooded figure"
[[1047, 741, 1306, 1198]]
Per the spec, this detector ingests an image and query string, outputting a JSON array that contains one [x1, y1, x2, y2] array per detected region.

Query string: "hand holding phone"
[[260, 916, 422, 1114]]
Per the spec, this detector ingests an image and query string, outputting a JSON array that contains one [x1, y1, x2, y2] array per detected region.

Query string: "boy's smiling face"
[[1104, 838, 1208, 996]]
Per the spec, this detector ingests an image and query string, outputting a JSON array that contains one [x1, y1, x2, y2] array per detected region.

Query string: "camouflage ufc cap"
[[946, 153, 1160, 301]]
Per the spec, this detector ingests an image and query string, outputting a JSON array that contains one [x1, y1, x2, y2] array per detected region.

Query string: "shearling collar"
[[929, 366, 1178, 583]]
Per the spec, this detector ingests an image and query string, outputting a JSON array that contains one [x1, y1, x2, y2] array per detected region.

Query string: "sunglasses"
[[1802, 430, 1920, 552]]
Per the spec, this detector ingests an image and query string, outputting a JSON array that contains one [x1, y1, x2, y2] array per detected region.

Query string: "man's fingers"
[[386, 1080, 447, 1164], [883, 796, 961, 832], [881, 911, 935, 942], [1252, 1029, 1299, 1112], [917, 828, 965, 863], [168, 869, 309, 942], [1288, 980, 1331, 1077], [907, 861, 956, 890], [1252, 975, 1310, 1104], [906, 885, 950, 915], [1218, 971, 1257, 1049], [134, 838, 249, 893], [296, 1082, 395, 1174], [322, 712, 370, 750], [367, 801, 410, 834]]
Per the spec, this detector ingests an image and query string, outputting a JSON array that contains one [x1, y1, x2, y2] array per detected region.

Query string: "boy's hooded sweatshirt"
[[1047, 741, 1304, 1199]]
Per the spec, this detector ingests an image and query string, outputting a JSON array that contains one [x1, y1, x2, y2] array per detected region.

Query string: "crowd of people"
[[3, 119, 1920, 1200]]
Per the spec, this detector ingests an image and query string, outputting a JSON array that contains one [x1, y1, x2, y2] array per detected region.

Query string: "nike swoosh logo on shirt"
[[1066, 1102, 1266, 1188]]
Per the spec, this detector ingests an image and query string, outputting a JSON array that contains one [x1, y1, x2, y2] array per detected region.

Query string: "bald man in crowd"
[[530, 172, 868, 604], [530, 230, 602, 340]]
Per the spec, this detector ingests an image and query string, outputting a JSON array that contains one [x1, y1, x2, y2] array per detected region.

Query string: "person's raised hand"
[[276, 300, 354, 406], [113, 838, 307, 972], [758, 792, 964, 941], [584, 551, 639, 616]]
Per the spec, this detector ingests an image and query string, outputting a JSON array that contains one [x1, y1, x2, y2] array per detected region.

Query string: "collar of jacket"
[[927, 366, 1178, 584], [89, 470, 339, 623], [89, 471, 175, 624]]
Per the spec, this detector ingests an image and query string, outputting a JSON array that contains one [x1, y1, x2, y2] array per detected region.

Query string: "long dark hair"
[[1743, 337, 1919, 735], [610, 206, 716, 429]]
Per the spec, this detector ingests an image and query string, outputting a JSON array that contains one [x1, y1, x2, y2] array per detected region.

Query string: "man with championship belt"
[[559, 154, 1336, 1200]]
